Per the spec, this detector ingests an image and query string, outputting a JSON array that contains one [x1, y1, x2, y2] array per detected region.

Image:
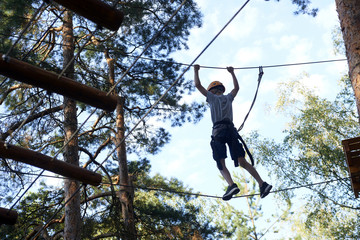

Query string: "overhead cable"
[[0, 32, 347, 71]]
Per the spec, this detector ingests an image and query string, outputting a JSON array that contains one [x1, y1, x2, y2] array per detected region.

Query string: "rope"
[[0, 32, 347, 71], [237, 66, 264, 131], [1, 168, 354, 200], [235, 66, 264, 166]]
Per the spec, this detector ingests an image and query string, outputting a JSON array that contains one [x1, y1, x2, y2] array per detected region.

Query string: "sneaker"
[[260, 182, 272, 198], [222, 183, 240, 201]]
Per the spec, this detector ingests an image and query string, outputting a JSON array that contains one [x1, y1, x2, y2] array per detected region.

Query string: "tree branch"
[[1, 105, 64, 141]]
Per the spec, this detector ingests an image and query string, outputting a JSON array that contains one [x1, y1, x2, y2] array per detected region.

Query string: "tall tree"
[[335, 0, 360, 122], [0, 0, 206, 237], [62, 10, 81, 239], [249, 75, 360, 238], [0, 159, 240, 239], [270, 0, 360, 123]]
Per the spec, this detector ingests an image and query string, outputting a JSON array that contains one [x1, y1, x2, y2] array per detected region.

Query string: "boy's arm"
[[228, 66, 239, 97], [194, 64, 208, 97]]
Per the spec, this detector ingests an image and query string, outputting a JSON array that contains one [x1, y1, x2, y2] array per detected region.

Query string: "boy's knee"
[[238, 157, 248, 168]]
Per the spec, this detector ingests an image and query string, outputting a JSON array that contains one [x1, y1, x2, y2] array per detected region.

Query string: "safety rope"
[[236, 66, 264, 166], [238, 66, 264, 131]]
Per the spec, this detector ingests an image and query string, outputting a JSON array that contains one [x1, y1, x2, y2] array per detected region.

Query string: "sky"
[[145, 0, 348, 238]]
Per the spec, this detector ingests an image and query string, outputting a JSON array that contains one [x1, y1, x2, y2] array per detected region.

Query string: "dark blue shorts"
[[210, 124, 245, 170]]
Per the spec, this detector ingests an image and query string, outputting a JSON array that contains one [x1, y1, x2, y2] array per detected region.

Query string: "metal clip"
[[259, 66, 264, 76]]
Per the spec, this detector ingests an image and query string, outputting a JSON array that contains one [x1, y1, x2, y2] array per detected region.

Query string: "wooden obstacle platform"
[[342, 136, 360, 198], [0, 207, 18, 225], [0, 141, 102, 186], [0, 54, 118, 112], [53, 0, 124, 31]]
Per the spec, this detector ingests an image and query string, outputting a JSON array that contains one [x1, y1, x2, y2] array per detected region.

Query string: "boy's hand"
[[227, 66, 234, 73], [194, 64, 200, 71]]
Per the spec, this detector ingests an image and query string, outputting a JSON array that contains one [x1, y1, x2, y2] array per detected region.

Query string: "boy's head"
[[207, 81, 225, 95]]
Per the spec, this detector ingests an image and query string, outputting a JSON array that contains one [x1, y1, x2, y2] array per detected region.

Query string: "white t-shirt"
[[206, 91, 234, 124]]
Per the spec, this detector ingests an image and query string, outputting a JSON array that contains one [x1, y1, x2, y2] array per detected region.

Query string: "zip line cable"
[[31, 1, 253, 237], [132, 176, 354, 200], [0, 31, 348, 71], [4, 165, 353, 201]]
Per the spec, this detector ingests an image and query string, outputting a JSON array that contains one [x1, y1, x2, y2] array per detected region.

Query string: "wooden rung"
[[0, 141, 102, 186], [347, 154, 360, 163], [0, 207, 18, 225], [342, 137, 360, 198], [0, 54, 118, 112], [342, 137, 360, 149], [351, 177, 360, 198], [348, 165, 360, 175], [347, 154, 360, 162], [348, 142, 360, 151], [53, 0, 124, 31]]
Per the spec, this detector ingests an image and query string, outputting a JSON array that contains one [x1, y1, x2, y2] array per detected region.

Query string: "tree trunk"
[[116, 97, 136, 240], [335, 0, 360, 123], [63, 10, 81, 239], [106, 51, 136, 239]]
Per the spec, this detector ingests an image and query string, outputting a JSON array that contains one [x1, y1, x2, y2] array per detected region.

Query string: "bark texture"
[[63, 10, 81, 240], [335, 0, 360, 122]]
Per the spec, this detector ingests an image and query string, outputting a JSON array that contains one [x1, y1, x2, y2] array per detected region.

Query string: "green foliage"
[[332, 26, 346, 56], [0, 159, 236, 239], [0, 183, 64, 239], [264, 0, 318, 16], [249, 75, 360, 238], [0, 0, 210, 238], [0, 0, 36, 53]]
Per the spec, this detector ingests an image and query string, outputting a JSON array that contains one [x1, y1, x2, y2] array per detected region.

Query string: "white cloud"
[[222, 5, 259, 40], [234, 47, 262, 65], [266, 21, 285, 34], [315, 2, 339, 30], [271, 35, 299, 50]]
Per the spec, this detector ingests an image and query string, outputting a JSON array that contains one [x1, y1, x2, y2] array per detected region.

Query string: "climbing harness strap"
[[236, 132, 254, 166], [237, 66, 264, 132], [212, 119, 254, 166], [235, 66, 264, 166]]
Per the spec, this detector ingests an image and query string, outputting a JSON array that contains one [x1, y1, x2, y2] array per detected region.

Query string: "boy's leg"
[[219, 158, 234, 186], [238, 157, 263, 186], [238, 157, 272, 198], [220, 158, 240, 200]]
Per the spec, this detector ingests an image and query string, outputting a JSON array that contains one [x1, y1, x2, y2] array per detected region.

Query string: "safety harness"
[[212, 66, 264, 168], [213, 119, 254, 167]]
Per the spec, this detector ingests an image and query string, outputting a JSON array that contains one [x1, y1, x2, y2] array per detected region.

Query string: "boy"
[[193, 64, 272, 201]]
